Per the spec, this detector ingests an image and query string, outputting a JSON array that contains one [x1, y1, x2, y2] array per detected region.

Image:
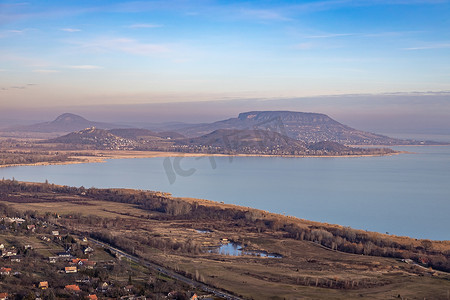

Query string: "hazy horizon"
[[1, 92, 450, 136], [1, 1, 450, 135]]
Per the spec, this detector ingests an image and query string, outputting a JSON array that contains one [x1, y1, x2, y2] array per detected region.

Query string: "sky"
[[1, 0, 450, 132]]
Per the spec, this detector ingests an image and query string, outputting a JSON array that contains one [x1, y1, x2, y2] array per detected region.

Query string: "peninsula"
[[0, 110, 429, 167]]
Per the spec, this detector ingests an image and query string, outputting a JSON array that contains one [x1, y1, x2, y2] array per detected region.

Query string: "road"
[[87, 237, 243, 300]]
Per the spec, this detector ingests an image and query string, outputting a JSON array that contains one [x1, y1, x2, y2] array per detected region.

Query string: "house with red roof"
[[65, 284, 81, 292]]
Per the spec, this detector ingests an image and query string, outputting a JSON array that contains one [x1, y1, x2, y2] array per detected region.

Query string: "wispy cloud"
[[363, 30, 425, 37], [8, 29, 25, 33], [128, 23, 162, 29], [293, 40, 344, 50], [70, 37, 170, 56], [61, 28, 81, 32], [33, 69, 60, 74], [305, 33, 354, 39], [68, 65, 102, 70], [0, 28, 35, 38], [404, 43, 450, 50], [303, 30, 423, 39], [240, 9, 291, 21]]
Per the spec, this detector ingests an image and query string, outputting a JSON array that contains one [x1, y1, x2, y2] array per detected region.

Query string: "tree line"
[[1, 179, 449, 273]]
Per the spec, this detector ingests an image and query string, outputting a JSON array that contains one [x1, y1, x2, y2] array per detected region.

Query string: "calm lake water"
[[208, 242, 282, 258], [1, 145, 449, 240]]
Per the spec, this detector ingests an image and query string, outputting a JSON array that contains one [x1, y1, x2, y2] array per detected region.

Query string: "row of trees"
[[0, 150, 72, 166], [1, 179, 449, 272]]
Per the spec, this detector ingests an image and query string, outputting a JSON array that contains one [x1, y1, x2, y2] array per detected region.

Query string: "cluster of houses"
[[0, 221, 100, 298], [0, 217, 25, 224], [0, 217, 23, 231], [0, 216, 104, 298], [0, 216, 43, 233], [0, 267, 11, 276], [0, 241, 25, 298], [35, 281, 97, 299], [63, 257, 97, 273], [39, 231, 67, 242], [0, 243, 27, 263], [48, 246, 97, 274], [1, 248, 101, 299], [1, 216, 204, 299], [2, 237, 127, 298], [48, 249, 127, 296]]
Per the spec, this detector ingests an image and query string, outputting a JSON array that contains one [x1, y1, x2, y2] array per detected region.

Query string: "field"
[[1, 181, 449, 299]]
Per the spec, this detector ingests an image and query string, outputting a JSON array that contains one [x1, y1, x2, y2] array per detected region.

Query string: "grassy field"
[[8, 198, 154, 219], [1, 184, 449, 299], [150, 236, 450, 299]]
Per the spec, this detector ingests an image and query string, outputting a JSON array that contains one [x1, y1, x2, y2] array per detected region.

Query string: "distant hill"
[[172, 129, 395, 155], [5, 113, 129, 133], [6, 111, 441, 145], [4, 111, 444, 145], [108, 128, 162, 140], [45, 126, 395, 156], [307, 141, 352, 152], [46, 127, 137, 150], [175, 129, 308, 153], [109, 128, 184, 140], [143, 122, 200, 132], [45, 127, 175, 150], [177, 111, 421, 145], [157, 131, 186, 139]]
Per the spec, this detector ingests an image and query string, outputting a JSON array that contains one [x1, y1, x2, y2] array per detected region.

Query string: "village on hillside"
[[0, 213, 203, 299]]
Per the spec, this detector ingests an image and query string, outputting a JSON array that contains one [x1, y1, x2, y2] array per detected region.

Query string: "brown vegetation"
[[0, 150, 74, 166], [1, 180, 449, 272], [1, 180, 449, 299]]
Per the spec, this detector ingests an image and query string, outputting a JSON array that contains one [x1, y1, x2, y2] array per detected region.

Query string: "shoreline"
[[348, 144, 450, 147], [0, 149, 404, 168], [4, 180, 450, 245]]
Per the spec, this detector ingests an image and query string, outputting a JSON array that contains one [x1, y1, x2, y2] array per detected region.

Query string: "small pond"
[[196, 229, 213, 234], [207, 242, 282, 258]]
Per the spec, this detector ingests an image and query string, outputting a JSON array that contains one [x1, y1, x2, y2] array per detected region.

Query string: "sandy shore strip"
[[0, 149, 404, 169]]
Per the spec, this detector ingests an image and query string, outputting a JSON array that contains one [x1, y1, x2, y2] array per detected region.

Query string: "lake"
[[1, 145, 449, 240]]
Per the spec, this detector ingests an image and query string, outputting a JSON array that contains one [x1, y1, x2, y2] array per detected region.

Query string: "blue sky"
[[1, 0, 450, 111]]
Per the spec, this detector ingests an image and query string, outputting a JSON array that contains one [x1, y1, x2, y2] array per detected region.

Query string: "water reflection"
[[207, 242, 282, 258], [196, 229, 213, 234]]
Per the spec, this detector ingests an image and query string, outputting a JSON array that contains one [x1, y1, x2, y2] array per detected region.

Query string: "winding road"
[[87, 237, 243, 300]]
